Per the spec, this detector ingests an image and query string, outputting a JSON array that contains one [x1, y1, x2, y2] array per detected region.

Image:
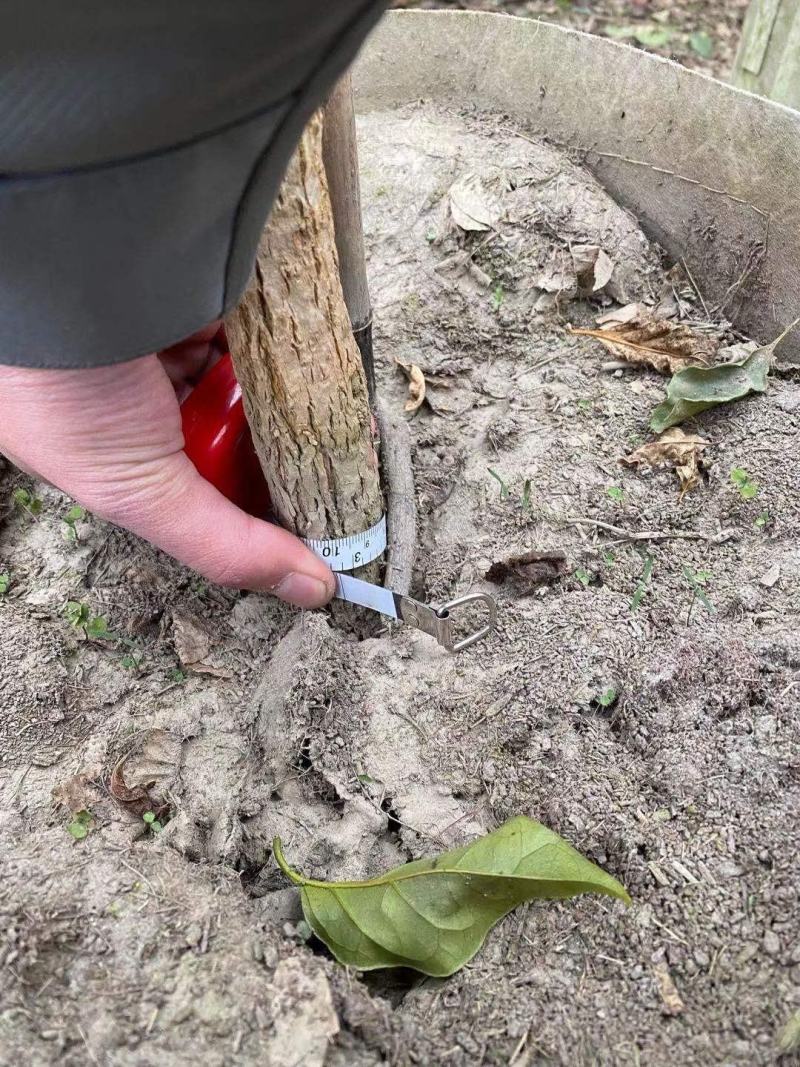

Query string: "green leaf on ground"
[[635, 26, 673, 48], [64, 505, 86, 524], [65, 601, 90, 628], [731, 467, 759, 499], [689, 30, 714, 58], [67, 810, 93, 841], [273, 816, 630, 977], [650, 322, 798, 432], [604, 24, 634, 39], [0, 573, 9, 595], [85, 616, 109, 639]]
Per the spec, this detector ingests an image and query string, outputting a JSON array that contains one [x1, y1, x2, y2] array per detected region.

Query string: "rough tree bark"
[[226, 112, 384, 594]]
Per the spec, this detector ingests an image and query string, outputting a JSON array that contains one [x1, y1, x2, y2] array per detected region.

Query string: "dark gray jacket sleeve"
[[0, 0, 386, 368]]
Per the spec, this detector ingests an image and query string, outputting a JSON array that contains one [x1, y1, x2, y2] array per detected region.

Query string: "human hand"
[[0, 326, 336, 608]]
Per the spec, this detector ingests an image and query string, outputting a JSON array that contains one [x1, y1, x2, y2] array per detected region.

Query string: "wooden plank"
[[738, 0, 781, 75]]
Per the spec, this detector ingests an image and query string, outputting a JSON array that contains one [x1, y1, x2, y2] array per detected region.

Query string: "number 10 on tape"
[[302, 515, 387, 573]]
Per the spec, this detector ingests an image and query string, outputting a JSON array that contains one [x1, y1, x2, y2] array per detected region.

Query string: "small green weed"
[[731, 467, 759, 500], [0, 573, 9, 595], [630, 555, 654, 611], [689, 30, 714, 58], [142, 811, 163, 834], [65, 600, 109, 639], [487, 467, 510, 500], [67, 810, 93, 841], [596, 687, 618, 709], [491, 284, 505, 312], [62, 504, 87, 542], [574, 568, 592, 587], [682, 566, 716, 616], [12, 487, 42, 518], [606, 485, 624, 503], [754, 510, 771, 530], [521, 479, 532, 510]]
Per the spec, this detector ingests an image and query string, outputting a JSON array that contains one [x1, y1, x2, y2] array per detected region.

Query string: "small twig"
[[389, 707, 428, 742], [680, 257, 710, 319], [76, 1024, 101, 1067], [376, 399, 416, 597], [564, 517, 734, 545]]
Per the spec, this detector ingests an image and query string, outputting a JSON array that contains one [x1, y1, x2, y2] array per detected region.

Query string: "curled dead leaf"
[[395, 358, 426, 413], [621, 428, 708, 498], [485, 549, 567, 593], [569, 305, 718, 375], [108, 760, 168, 820]]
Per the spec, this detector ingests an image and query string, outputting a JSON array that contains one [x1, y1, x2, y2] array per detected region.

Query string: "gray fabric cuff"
[[0, 1, 386, 369]]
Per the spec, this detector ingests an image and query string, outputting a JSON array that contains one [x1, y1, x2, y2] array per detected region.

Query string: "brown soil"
[[397, 0, 749, 80], [2, 101, 799, 1066]]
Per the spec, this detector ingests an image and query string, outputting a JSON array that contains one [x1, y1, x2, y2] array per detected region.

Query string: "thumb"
[[97, 451, 336, 608]]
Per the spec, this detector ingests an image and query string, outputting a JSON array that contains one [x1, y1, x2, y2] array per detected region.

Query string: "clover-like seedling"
[[67, 810, 93, 841], [142, 811, 163, 834], [62, 504, 87, 542], [65, 601, 109, 639], [597, 687, 618, 709], [730, 467, 758, 500], [12, 487, 43, 518]]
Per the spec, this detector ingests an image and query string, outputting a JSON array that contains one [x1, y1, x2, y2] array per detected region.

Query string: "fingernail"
[[274, 572, 333, 609]]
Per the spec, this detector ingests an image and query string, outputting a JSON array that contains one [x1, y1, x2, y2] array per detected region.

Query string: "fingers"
[[0, 355, 336, 609], [158, 320, 224, 399], [95, 450, 336, 607]]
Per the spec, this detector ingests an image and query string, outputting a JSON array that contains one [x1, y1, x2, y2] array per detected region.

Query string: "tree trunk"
[[225, 112, 384, 592], [732, 0, 800, 111]]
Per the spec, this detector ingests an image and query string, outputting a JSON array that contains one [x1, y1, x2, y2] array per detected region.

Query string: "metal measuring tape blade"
[[302, 516, 497, 652]]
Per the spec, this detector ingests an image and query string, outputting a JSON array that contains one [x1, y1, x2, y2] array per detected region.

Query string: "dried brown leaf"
[[570, 306, 718, 374], [172, 612, 212, 667], [171, 611, 231, 675], [572, 244, 616, 294], [448, 174, 500, 232], [621, 428, 708, 497], [485, 549, 567, 593], [52, 770, 101, 814], [395, 358, 426, 413], [653, 961, 685, 1016], [108, 761, 168, 819]]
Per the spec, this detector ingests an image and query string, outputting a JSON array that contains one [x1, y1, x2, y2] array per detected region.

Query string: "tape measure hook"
[[395, 590, 498, 652], [436, 591, 498, 652]]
